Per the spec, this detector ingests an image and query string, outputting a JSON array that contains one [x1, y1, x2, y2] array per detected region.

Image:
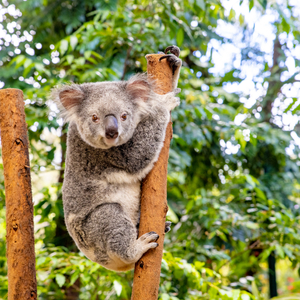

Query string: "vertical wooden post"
[[131, 54, 174, 300], [0, 89, 37, 300]]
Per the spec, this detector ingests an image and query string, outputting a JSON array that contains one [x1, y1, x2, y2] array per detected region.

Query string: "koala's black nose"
[[104, 115, 118, 139]]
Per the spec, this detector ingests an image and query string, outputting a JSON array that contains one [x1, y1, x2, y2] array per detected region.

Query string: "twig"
[[121, 45, 133, 80]]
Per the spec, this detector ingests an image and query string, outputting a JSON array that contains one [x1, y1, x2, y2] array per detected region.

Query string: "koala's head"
[[53, 74, 154, 149]]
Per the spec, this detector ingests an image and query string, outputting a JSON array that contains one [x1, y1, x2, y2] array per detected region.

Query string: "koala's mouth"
[[104, 136, 119, 147]]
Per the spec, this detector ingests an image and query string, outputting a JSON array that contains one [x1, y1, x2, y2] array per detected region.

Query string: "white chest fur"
[[106, 181, 141, 225]]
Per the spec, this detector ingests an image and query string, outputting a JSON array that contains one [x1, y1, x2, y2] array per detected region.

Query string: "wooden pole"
[[0, 89, 37, 300], [131, 54, 174, 300]]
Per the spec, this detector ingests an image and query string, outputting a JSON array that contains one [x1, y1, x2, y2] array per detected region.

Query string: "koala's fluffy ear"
[[58, 85, 85, 110], [126, 74, 153, 102], [51, 84, 85, 123]]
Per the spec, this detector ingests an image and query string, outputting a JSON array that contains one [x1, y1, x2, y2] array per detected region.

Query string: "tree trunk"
[[131, 54, 174, 300], [0, 89, 37, 300], [263, 37, 281, 298], [262, 37, 281, 123]]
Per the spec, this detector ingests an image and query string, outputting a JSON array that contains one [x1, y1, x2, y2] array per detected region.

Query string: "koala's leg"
[[81, 203, 159, 271]]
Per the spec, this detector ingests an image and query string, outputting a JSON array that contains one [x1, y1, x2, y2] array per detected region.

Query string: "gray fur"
[[52, 61, 181, 271]]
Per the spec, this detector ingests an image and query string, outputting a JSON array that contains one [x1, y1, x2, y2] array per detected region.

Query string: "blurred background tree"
[[1, 0, 300, 299]]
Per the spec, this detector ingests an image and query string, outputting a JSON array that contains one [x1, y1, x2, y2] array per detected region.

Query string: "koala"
[[52, 46, 181, 272]]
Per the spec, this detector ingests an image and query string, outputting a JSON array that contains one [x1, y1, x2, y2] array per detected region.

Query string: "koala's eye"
[[92, 114, 99, 122], [121, 113, 127, 121]]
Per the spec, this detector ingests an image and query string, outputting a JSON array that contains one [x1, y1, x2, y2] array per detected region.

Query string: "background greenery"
[[1, 0, 300, 299]]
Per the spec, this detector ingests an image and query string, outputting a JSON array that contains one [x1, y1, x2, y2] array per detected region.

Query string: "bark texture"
[[0, 89, 37, 300], [131, 54, 174, 300]]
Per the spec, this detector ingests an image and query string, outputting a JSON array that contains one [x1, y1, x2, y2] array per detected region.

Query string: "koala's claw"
[[159, 45, 181, 75], [164, 45, 180, 57], [159, 54, 182, 75], [140, 231, 159, 242], [136, 231, 159, 254], [165, 221, 172, 233]]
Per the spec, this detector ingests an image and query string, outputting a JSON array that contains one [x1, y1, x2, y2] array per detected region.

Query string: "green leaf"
[[283, 246, 295, 259], [23, 63, 34, 77], [251, 281, 260, 299], [254, 188, 267, 200], [203, 107, 213, 120], [229, 8, 236, 20], [36, 257, 46, 266], [70, 36, 78, 50], [91, 51, 103, 60], [84, 50, 92, 59], [14, 55, 26, 69], [113, 280, 122, 296], [225, 194, 234, 203], [166, 206, 179, 223], [180, 49, 190, 58], [160, 293, 170, 300], [66, 55, 74, 64], [59, 40, 69, 55], [208, 231, 216, 239], [186, 200, 194, 212], [70, 271, 80, 286], [195, 0, 205, 10], [245, 221, 259, 229], [245, 175, 258, 188], [176, 28, 184, 47], [75, 57, 85, 65], [239, 14, 244, 25], [249, 0, 254, 10], [276, 245, 285, 259], [55, 274, 66, 287], [258, 0, 267, 9], [232, 289, 240, 300], [23, 58, 32, 69]]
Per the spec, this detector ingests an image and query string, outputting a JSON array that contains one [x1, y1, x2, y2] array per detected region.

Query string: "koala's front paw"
[[163, 88, 181, 111], [159, 45, 182, 75]]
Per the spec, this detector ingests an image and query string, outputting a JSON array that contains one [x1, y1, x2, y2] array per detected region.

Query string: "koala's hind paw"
[[140, 231, 159, 242], [137, 231, 159, 253], [165, 221, 172, 233]]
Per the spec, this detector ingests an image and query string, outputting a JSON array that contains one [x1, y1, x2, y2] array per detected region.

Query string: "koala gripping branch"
[[131, 54, 174, 300], [0, 89, 37, 300]]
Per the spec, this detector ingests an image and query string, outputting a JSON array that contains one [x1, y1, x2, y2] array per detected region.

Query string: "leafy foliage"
[[1, 0, 300, 299]]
